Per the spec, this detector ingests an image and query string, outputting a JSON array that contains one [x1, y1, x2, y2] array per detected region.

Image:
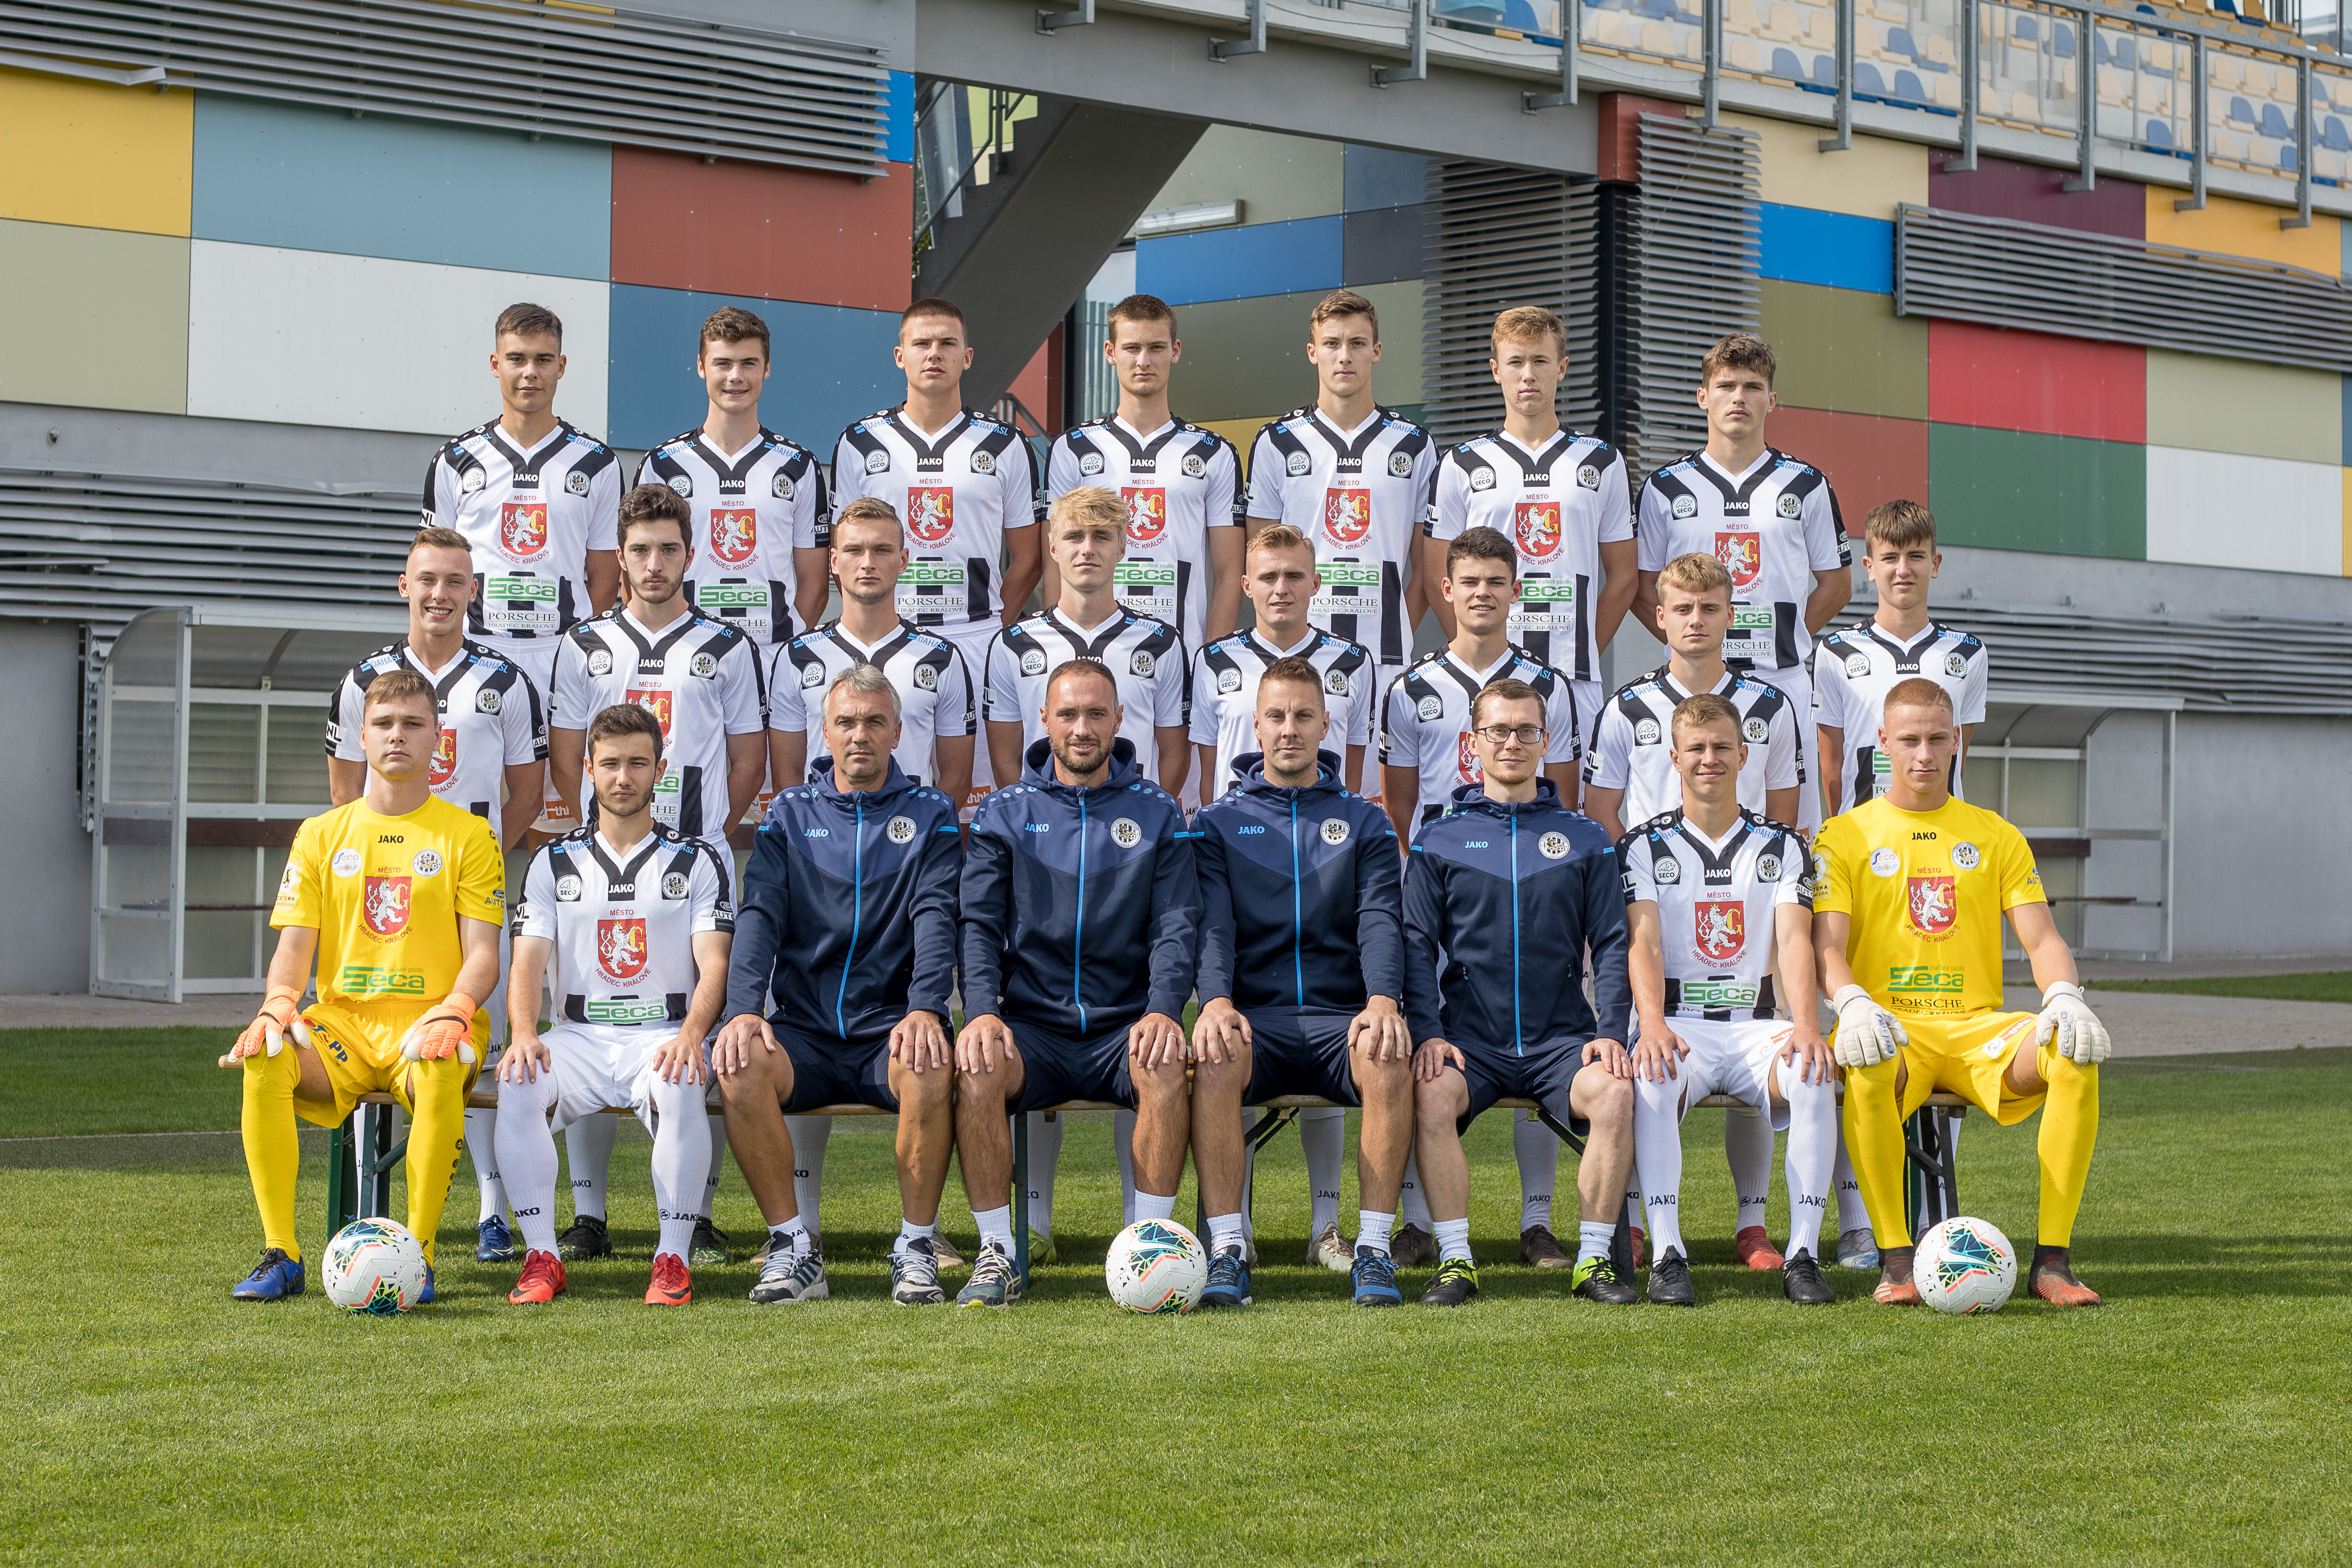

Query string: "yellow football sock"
[[402, 1058, 470, 1268], [1840, 1057, 1913, 1245], [2035, 1045, 2100, 1247], [241, 1047, 304, 1260]]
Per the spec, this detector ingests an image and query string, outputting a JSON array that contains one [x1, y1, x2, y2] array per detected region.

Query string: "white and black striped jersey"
[[1190, 627, 1376, 800], [1423, 428, 1631, 683], [769, 619, 974, 788], [1583, 666, 1801, 826], [1245, 406, 1437, 672], [635, 426, 827, 648], [326, 639, 547, 824], [829, 406, 1043, 632], [1619, 807, 1810, 1022], [983, 607, 1187, 778], [1635, 448, 1848, 671], [514, 825, 732, 1028], [1813, 621, 1988, 808], [1046, 417, 1243, 652], [423, 418, 621, 644], [549, 608, 767, 844], [1379, 645, 1581, 822]]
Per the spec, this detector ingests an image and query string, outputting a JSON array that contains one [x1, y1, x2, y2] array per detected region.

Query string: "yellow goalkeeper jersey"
[[271, 795, 504, 1059], [1811, 794, 2044, 1020]]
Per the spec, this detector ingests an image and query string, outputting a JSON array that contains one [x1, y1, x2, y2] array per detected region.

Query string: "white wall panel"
[[2144, 444, 2343, 576], [187, 242, 608, 438]]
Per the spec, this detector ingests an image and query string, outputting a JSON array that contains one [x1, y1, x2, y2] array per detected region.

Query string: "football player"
[[226, 668, 502, 1302], [713, 665, 964, 1305], [950, 660, 1200, 1307], [497, 703, 734, 1307], [1403, 679, 1637, 1306], [1813, 679, 2110, 1308], [1623, 694, 1835, 1307]]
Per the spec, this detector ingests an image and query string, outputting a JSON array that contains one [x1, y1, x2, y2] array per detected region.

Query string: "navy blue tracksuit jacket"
[[960, 737, 1199, 1039], [1402, 778, 1632, 1054], [1193, 751, 1402, 1011], [723, 759, 962, 1044]]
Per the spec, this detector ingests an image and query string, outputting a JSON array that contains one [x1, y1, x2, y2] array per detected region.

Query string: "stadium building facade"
[[2, 0, 2347, 993]]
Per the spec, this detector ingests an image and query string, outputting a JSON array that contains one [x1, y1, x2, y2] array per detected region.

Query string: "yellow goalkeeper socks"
[[1839, 1056, 1913, 1245], [241, 1047, 304, 1261], [402, 1057, 470, 1268], [2036, 1045, 2100, 1247]]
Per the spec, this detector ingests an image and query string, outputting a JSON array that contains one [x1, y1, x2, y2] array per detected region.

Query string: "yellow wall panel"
[[2145, 349, 2341, 463], [2142, 189, 2339, 275], [1725, 113, 1926, 218], [0, 68, 192, 235], [0, 218, 187, 413]]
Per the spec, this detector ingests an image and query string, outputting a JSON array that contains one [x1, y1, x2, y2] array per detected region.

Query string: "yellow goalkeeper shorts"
[[1845, 1009, 2047, 1126], [294, 1004, 480, 1127]]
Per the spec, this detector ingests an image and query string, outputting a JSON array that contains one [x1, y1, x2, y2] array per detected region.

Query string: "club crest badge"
[[1183, 452, 1208, 479], [1321, 818, 1350, 846], [410, 849, 442, 879], [363, 875, 410, 938], [1758, 854, 1782, 882], [1388, 451, 1414, 478], [907, 487, 954, 543], [690, 652, 718, 680], [1325, 670, 1349, 697], [1952, 840, 1981, 870], [1131, 650, 1155, 678], [476, 688, 501, 715], [1947, 652, 1968, 677], [1539, 831, 1571, 860], [1513, 500, 1563, 562], [1110, 818, 1141, 849], [1695, 900, 1745, 962], [566, 470, 590, 496], [1777, 493, 1803, 519], [970, 450, 995, 475], [710, 508, 757, 566], [597, 917, 648, 982], [499, 500, 548, 559], [887, 815, 917, 844], [1577, 464, 1601, 489], [1122, 487, 1168, 546], [914, 662, 938, 690], [1715, 531, 1761, 590], [662, 871, 689, 900], [774, 472, 796, 500], [1322, 488, 1372, 547], [1906, 875, 1956, 936], [627, 688, 674, 739], [1744, 717, 1769, 744]]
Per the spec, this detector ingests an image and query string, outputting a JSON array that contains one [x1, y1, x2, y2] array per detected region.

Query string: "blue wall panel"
[[608, 283, 900, 451], [1137, 216, 1343, 307], [886, 72, 915, 165], [1759, 202, 1894, 293], [192, 96, 611, 279]]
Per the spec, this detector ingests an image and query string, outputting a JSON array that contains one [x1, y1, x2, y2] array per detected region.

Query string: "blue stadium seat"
[[1435, 0, 1507, 20], [1887, 25, 1920, 58], [1895, 67, 1929, 101], [2260, 102, 2294, 140], [2145, 116, 2173, 149], [1502, 0, 1544, 29], [2052, 21, 2075, 58], [2230, 94, 2258, 125], [1855, 60, 1888, 97], [1772, 45, 1806, 79], [2012, 15, 2038, 43], [2324, 116, 2351, 154], [2280, 142, 2297, 171], [2211, 0, 2236, 13], [1813, 53, 1837, 88]]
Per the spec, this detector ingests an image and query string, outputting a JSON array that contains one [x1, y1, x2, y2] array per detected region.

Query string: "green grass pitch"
[[3, 1030, 2349, 1563], [2088, 971, 2352, 1004]]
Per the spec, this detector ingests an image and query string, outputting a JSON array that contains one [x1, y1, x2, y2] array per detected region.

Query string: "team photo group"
[[227, 282, 2116, 1319]]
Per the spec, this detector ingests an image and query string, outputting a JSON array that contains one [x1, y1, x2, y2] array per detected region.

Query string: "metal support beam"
[[2176, 32, 2207, 210], [2284, 53, 2313, 227], [1036, 0, 1092, 34], [1372, 0, 1429, 85], [1701, 0, 1720, 125], [1945, 0, 1979, 171], [1819, 0, 1854, 150], [2064, 3, 2096, 190], [1208, 0, 1266, 61], [1525, 0, 1580, 109]]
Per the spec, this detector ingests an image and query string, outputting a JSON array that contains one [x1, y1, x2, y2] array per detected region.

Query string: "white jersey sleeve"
[[936, 645, 977, 738], [1245, 427, 1284, 520], [690, 843, 734, 935], [1597, 456, 1634, 545], [328, 672, 369, 763], [1378, 670, 1420, 768], [586, 461, 621, 554], [1187, 644, 1220, 747], [719, 638, 767, 735], [1620, 831, 1658, 905], [1760, 698, 1799, 791], [983, 632, 1023, 726], [1004, 432, 1044, 530], [549, 637, 589, 731], [1206, 439, 1245, 530], [1044, 435, 1082, 503], [515, 846, 560, 942], [1957, 641, 1990, 725], [1425, 452, 1470, 543], [1634, 480, 1672, 573], [1802, 485, 1845, 573], [1149, 639, 1187, 730], [1338, 660, 1374, 749], [503, 666, 549, 764], [1584, 702, 1634, 790], [766, 645, 809, 736], [1811, 644, 1855, 736], [1543, 678, 1581, 766], [1772, 836, 1813, 910]]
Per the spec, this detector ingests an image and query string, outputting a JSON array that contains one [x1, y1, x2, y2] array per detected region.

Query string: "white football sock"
[[1633, 1070, 1688, 1262], [1576, 1220, 1613, 1266], [494, 1070, 563, 1256], [1400, 1152, 1431, 1227], [1300, 1106, 1345, 1235], [1134, 1190, 1175, 1223], [1513, 1112, 1557, 1232], [895, 1218, 936, 1259], [1116, 1108, 1139, 1227], [1776, 1056, 1836, 1261], [1433, 1217, 1473, 1263], [1833, 1131, 1866, 1235], [700, 1111, 727, 1221], [650, 1074, 713, 1262], [465, 1106, 506, 1225], [974, 1205, 1013, 1254], [1024, 1112, 1062, 1239], [564, 1112, 620, 1222], [1357, 1211, 1396, 1257], [766, 1213, 810, 1259], [787, 1115, 832, 1237], [1725, 1102, 1774, 1233], [1207, 1211, 1246, 1255]]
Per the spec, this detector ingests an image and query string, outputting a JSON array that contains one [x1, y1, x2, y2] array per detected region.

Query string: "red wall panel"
[[1768, 406, 1931, 532], [610, 149, 912, 312], [1926, 153, 2143, 238], [1927, 319, 2145, 442]]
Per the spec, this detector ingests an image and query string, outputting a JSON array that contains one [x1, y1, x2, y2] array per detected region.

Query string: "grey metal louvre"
[[1421, 161, 1585, 449], [1828, 598, 2352, 714], [2, 0, 888, 176], [1894, 204, 2352, 374], [0, 466, 416, 653], [1624, 116, 1760, 483]]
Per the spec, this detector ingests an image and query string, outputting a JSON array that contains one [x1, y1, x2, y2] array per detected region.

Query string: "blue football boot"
[[416, 1264, 436, 1305], [475, 1214, 518, 1263], [231, 1247, 305, 1302], [1351, 1248, 1402, 1307], [1196, 1247, 1252, 1308]]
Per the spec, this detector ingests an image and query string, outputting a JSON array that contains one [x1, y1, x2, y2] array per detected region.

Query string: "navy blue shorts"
[[1007, 1017, 1139, 1113], [777, 1024, 898, 1114], [1240, 1007, 1360, 1108], [1456, 1035, 1594, 1143]]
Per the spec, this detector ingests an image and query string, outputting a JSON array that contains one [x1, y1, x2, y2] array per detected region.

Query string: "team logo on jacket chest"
[[1539, 832, 1571, 859], [363, 875, 411, 938], [1714, 531, 1761, 590], [499, 500, 548, 559], [710, 509, 758, 566], [887, 815, 917, 844], [1110, 817, 1141, 848], [1321, 817, 1350, 846], [907, 488, 955, 543], [1122, 487, 1168, 545], [597, 917, 649, 981], [1322, 489, 1372, 547], [1513, 500, 1563, 562], [1906, 875, 1956, 937], [428, 729, 457, 789], [1695, 900, 1745, 963]]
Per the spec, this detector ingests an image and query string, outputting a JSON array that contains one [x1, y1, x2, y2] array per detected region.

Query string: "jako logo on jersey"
[[1122, 487, 1168, 545], [597, 917, 648, 982], [1513, 500, 1563, 561], [1695, 900, 1745, 962], [1906, 875, 1956, 937], [1322, 489, 1372, 547], [627, 688, 674, 739], [710, 508, 757, 566], [907, 487, 954, 543], [1714, 531, 1761, 589], [1455, 731, 1482, 785], [500, 501, 548, 559], [363, 875, 411, 938], [428, 728, 457, 789]]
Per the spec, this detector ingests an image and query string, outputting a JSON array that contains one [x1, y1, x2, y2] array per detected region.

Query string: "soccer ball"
[[1104, 1219, 1209, 1314], [1914, 1216, 2017, 1315], [322, 1218, 429, 1315]]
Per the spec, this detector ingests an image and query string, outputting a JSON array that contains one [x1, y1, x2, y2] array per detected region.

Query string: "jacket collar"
[[1444, 775, 1565, 819], [1021, 735, 1143, 800], [803, 756, 917, 809], [1230, 749, 1345, 803]]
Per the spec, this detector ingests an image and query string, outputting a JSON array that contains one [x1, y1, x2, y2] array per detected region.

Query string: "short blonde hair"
[[1248, 522, 1315, 562], [1657, 552, 1733, 597], [1491, 306, 1566, 357], [1048, 486, 1126, 533]]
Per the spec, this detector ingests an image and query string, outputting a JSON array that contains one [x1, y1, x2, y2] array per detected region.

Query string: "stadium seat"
[[2012, 88, 2044, 120], [2325, 116, 2351, 153], [1856, 60, 1889, 97], [1435, 0, 1509, 21], [1894, 66, 1929, 101], [2012, 14, 2039, 43], [2279, 142, 2298, 171], [1729, 35, 1768, 72], [1503, 0, 1545, 29], [2053, 20, 2076, 57], [1924, 31, 1959, 69], [1772, 44, 1806, 78], [1814, 52, 1838, 88], [2260, 101, 2294, 140], [2230, 93, 2258, 124], [1763, 1, 1803, 40], [1593, 9, 1635, 44], [2146, 114, 2175, 148], [1728, 0, 1763, 37]]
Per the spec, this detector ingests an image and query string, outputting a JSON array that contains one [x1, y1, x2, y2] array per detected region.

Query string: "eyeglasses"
[[1473, 724, 1544, 745]]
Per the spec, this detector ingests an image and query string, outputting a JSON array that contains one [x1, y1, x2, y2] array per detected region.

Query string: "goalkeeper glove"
[[2035, 980, 2110, 1065], [1831, 984, 1908, 1069], [232, 986, 309, 1060], [399, 992, 481, 1065]]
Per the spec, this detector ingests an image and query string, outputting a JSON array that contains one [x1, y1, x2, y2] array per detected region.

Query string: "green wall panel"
[[0, 217, 187, 414], [1928, 423, 2146, 559], [1758, 279, 1927, 420], [1158, 279, 1424, 425]]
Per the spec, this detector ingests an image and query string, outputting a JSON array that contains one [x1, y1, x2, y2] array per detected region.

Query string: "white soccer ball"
[[322, 1218, 429, 1315], [1104, 1219, 1209, 1315], [1914, 1215, 2018, 1315]]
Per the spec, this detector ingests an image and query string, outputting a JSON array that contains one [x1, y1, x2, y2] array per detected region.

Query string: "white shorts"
[[1635, 1015, 1798, 1131], [536, 1020, 708, 1134], [936, 621, 1006, 810], [1743, 663, 1820, 832]]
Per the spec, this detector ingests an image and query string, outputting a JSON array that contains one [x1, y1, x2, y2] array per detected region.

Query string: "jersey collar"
[[483, 420, 573, 478], [1695, 447, 1780, 502], [1493, 428, 1580, 479], [1246, 626, 1320, 661], [888, 405, 973, 459], [689, 426, 775, 479]]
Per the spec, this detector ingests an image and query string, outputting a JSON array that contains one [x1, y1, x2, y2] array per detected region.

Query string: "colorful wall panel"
[[1928, 424, 2146, 558], [606, 284, 898, 453], [2144, 350, 2341, 465], [1758, 203, 1894, 293], [1760, 279, 1927, 419], [2144, 190, 2341, 276], [1926, 154, 2143, 237], [2144, 446, 2343, 574], [1152, 125, 1345, 225], [608, 148, 912, 312], [0, 68, 191, 236], [0, 219, 187, 413], [186, 242, 609, 436], [1765, 406, 1929, 527], [1137, 217, 1344, 308], [1729, 115, 1924, 218], [1928, 321, 2146, 442], [1153, 280, 1423, 424]]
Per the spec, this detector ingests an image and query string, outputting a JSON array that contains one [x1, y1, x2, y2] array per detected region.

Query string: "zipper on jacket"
[[1511, 811, 1523, 1057], [1290, 797, 1305, 1006], [1074, 792, 1088, 1031], [835, 796, 866, 1039]]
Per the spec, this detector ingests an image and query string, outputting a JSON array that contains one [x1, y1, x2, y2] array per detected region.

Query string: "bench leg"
[[1012, 1110, 1029, 1289], [1901, 1105, 1964, 1243], [361, 1103, 396, 1220], [326, 1114, 358, 1236]]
